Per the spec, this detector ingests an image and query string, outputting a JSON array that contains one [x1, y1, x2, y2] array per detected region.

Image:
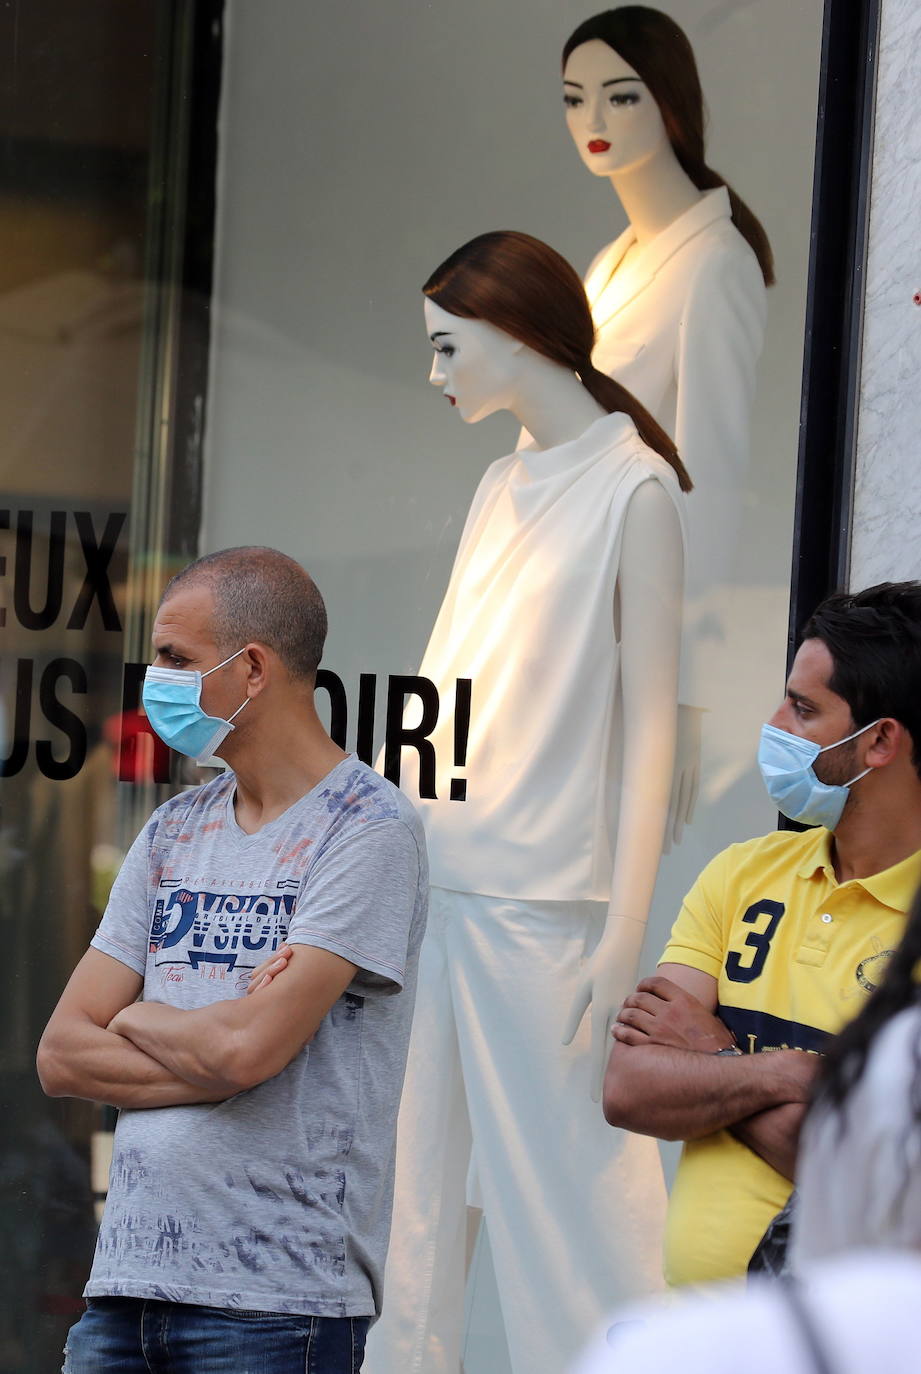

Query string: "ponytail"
[[580, 363, 693, 492], [678, 163, 775, 288]]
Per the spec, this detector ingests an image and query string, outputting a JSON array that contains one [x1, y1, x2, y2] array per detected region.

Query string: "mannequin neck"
[[510, 355, 607, 451], [609, 141, 704, 248]]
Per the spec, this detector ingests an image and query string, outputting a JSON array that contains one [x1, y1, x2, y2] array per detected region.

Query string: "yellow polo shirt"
[[661, 827, 921, 1286]]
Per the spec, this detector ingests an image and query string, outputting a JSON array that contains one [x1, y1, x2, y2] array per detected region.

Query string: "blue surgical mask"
[[757, 718, 881, 829], [142, 648, 250, 765]]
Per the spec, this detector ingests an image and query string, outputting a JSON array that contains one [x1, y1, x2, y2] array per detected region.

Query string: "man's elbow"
[[36, 1032, 74, 1098], [602, 1045, 683, 1141], [213, 1031, 294, 1094], [602, 1045, 646, 1131], [602, 1094, 632, 1130]]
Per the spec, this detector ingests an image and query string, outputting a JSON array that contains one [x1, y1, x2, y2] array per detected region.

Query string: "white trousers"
[[365, 888, 667, 1374]]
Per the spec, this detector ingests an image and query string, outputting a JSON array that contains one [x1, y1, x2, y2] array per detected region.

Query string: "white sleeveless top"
[[404, 411, 685, 902]]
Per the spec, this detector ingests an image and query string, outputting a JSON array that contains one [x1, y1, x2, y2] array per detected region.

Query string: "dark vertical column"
[[788, 0, 881, 656], [782, 0, 881, 833], [166, 2, 225, 561]]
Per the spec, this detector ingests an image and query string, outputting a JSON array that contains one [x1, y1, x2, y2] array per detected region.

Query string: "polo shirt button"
[[821, 913, 833, 924]]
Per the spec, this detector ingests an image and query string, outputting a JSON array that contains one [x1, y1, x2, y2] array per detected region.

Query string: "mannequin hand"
[[613, 976, 734, 1052], [561, 915, 646, 1102], [663, 705, 703, 852]]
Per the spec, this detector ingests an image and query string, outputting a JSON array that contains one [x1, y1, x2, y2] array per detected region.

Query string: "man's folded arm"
[[731, 1101, 811, 1179], [602, 961, 819, 1142], [36, 949, 232, 1110], [108, 943, 359, 1094], [603, 1038, 816, 1139]]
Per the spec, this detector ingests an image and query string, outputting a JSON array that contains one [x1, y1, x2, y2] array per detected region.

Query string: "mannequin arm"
[[664, 703, 703, 850], [675, 244, 766, 590], [675, 244, 767, 715], [562, 479, 684, 1098]]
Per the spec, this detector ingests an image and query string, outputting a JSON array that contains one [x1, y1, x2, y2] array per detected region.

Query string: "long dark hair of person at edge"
[[562, 6, 775, 287], [813, 882, 921, 1129], [423, 229, 693, 493]]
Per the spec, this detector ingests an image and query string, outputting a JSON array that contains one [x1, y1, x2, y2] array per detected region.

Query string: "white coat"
[[585, 186, 767, 704]]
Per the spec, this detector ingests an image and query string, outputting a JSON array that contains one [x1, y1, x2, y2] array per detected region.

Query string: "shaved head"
[[162, 547, 327, 681]]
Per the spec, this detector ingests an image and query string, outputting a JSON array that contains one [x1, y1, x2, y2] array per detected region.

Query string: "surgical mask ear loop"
[[819, 718, 883, 789], [201, 646, 248, 679], [205, 648, 251, 728], [816, 717, 883, 756], [226, 697, 250, 725]]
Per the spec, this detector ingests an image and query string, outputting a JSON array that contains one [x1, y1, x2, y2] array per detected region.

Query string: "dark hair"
[[812, 882, 921, 1132], [802, 582, 921, 782], [562, 6, 775, 287], [163, 546, 328, 682], [424, 229, 692, 492]]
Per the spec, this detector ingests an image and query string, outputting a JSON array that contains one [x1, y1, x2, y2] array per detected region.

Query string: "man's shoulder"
[[315, 759, 424, 841], [699, 827, 826, 890], [143, 773, 234, 841]]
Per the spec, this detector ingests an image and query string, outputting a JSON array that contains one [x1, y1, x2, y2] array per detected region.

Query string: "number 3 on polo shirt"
[[725, 900, 785, 984]]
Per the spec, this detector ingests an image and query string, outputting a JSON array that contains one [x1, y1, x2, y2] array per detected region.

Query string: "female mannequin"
[[365, 231, 686, 1374], [562, 7, 772, 838]]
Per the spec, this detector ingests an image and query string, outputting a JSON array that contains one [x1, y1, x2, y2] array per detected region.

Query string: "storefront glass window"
[[2, 2, 838, 1370], [0, 5, 206, 1367], [200, 4, 826, 1362]]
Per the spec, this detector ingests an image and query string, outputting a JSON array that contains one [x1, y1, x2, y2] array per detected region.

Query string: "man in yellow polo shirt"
[[603, 582, 921, 1285]]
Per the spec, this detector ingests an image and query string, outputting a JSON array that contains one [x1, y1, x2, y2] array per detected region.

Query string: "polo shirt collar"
[[859, 847, 921, 913], [795, 827, 836, 881], [795, 826, 921, 914]]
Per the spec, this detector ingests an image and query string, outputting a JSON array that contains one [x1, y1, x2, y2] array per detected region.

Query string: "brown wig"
[[423, 229, 692, 492], [563, 6, 775, 287]]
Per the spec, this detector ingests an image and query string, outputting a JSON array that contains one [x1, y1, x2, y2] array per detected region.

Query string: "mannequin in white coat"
[[365, 231, 687, 1374], [562, 7, 773, 843]]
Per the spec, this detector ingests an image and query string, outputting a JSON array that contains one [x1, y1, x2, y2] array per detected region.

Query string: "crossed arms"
[[602, 964, 820, 1180], [37, 943, 356, 1110]]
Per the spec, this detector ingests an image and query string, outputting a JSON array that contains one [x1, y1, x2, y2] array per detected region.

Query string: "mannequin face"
[[562, 39, 669, 178], [424, 298, 522, 424]]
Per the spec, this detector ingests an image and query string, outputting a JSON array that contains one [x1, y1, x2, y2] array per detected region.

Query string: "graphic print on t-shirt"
[[148, 875, 300, 988]]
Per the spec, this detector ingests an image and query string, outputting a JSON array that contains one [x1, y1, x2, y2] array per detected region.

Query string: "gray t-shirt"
[[85, 757, 428, 1318]]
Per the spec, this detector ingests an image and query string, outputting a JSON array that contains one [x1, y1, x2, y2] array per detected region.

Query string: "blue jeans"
[[62, 1298, 369, 1373]]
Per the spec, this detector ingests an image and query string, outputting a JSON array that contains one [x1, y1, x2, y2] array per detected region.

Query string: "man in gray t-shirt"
[[38, 548, 428, 1374]]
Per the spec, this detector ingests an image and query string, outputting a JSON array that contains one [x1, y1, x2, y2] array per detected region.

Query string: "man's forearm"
[[111, 1000, 252, 1093], [731, 1101, 808, 1180], [38, 1017, 231, 1110], [603, 1042, 816, 1141]]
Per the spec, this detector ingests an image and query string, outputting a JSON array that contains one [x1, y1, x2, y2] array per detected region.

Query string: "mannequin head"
[[562, 7, 774, 286], [425, 300, 524, 425], [563, 9, 704, 184], [425, 231, 600, 392], [562, 38, 673, 180], [423, 230, 691, 489]]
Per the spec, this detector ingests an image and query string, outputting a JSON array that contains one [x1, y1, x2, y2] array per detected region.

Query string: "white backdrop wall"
[[203, 3, 824, 1366], [204, 0, 823, 987]]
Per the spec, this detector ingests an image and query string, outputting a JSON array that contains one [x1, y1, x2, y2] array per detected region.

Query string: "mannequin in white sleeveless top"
[[365, 231, 685, 1374]]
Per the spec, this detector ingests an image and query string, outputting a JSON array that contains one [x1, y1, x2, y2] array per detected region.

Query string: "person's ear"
[[864, 718, 902, 769], [241, 644, 270, 698]]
